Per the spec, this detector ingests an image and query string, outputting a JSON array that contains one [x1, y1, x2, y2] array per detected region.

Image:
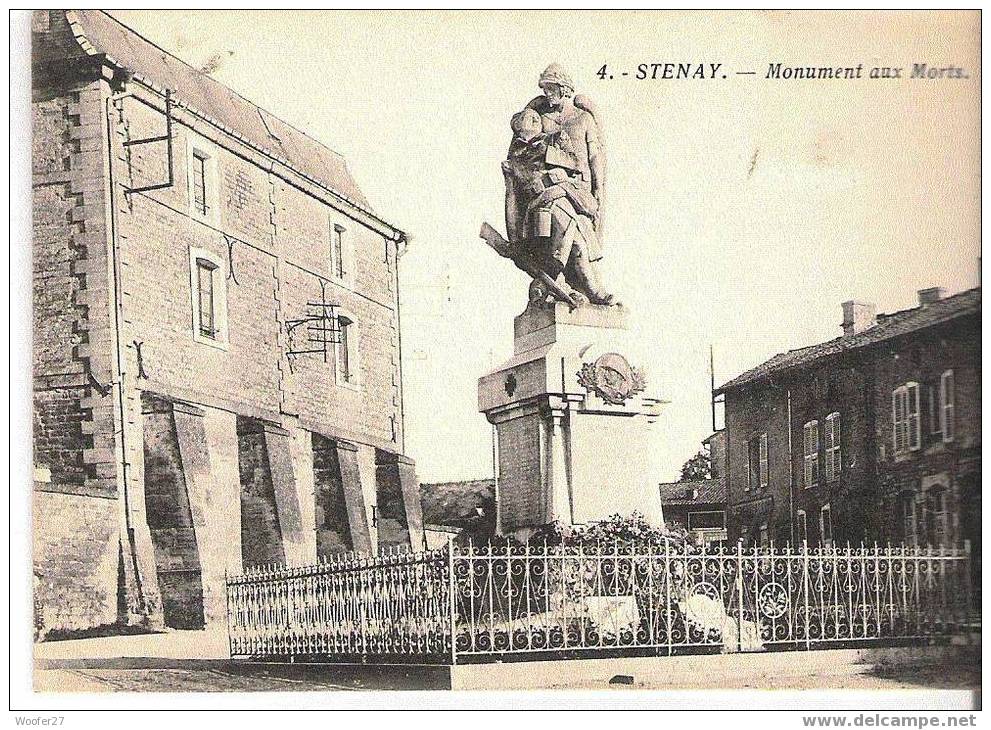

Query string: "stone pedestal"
[[478, 303, 665, 536]]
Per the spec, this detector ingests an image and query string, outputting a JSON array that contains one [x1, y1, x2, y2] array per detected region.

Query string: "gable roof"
[[658, 477, 727, 506], [60, 10, 387, 226], [715, 287, 981, 395]]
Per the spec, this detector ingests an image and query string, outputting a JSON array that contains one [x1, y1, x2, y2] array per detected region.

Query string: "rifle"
[[479, 222, 579, 310]]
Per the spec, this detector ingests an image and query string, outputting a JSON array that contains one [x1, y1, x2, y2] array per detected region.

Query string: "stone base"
[[479, 303, 666, 534]]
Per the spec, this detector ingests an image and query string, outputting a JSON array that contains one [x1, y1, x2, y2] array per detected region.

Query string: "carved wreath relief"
[[577, 352, 646, 405]]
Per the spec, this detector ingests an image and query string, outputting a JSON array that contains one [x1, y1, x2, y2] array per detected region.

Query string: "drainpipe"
[[104, 95, 131, 527], [105, 91, 148, 614]]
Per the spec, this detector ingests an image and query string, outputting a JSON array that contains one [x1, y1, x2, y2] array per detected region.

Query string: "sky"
[[109, 10, 981, 484]]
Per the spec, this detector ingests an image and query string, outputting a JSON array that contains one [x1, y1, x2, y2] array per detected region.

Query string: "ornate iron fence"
[[227, 547, 453, 663], [226, 541, 972, 663]]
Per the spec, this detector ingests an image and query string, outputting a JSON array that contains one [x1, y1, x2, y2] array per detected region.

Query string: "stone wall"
[[237, 417, 286, 568], [109, 84, 404, 449], [31, 11, 420, 635], [313, 433, 354, 555], [141, 395, 204, 629], [871, 317, 982, 548], [724, 383, 789, 543], [725, 313, 981, 548], [375, 451, 424, 550], [32, 11, 130, 633], [32, 490, 120, 633]]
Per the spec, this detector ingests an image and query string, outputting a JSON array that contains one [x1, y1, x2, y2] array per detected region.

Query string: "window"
[[820, 503, 833, 549], [928, 385, 942, 438], [339, 319, 352, 381], [759, 433, 768, 489], [940, 370, 955, 442], [796, 510, 808, 544], [803, 420, 819, 488], [196, 258, 217, 337], [824, 412, 841, 482], [188, 247, 227, 349], [758, 523, 769, 548], [901, 495, 917, 546], [187, 136, 218, 223], [192, 151, 208, 216], [335, 313, 359, 387], [330, 222, 347, 281], [747, 433, 767, 491], [745, 439, 752, 492], [925, 488, 948, 547], [892, 383, 920, 454]]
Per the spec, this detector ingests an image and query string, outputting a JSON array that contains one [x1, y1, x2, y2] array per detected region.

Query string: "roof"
[[715, 288, 981, 395], [60, 11, 394, 230], [701, 429, 724, 445], [658, 477, 727, 506], [420, 478, 495, 529]]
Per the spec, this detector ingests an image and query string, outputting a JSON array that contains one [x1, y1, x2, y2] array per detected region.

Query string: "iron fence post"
[[735, 539, 744, 652], [802, 540, 810, 650], [447, 538, 457, 665], [664, 537, 672, 656], [224, 569, 233, 660], [359, 567, 367, 658]]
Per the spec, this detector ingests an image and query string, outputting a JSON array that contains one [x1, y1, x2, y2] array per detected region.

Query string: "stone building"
[[32, 11, 421, 635], [714, 287, 980, 555], [658, 431, 728, 544]]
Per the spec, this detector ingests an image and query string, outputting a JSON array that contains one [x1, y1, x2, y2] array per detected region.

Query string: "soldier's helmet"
[[511, 108, 542, 141], [538, 63, 575, 93]]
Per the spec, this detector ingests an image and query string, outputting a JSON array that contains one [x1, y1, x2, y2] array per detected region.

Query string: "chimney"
[[841, 301, 877, 337], [918, 287, 946, 306]]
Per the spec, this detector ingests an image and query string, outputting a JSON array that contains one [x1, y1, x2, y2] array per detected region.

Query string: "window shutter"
[[834, 414, 841, 477], [907, 383, 920, 450], [803, 422, 816, 487], [823, 417, 832, 482], [941, 370, 955, 442], [893, 387, 916, 453], [759, 433, 768, 488], [824, 413, 841, 482], [803, 421, 819, 487]]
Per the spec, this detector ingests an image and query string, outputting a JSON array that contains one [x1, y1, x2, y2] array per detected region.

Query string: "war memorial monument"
[[479, 64, 666, 537]]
